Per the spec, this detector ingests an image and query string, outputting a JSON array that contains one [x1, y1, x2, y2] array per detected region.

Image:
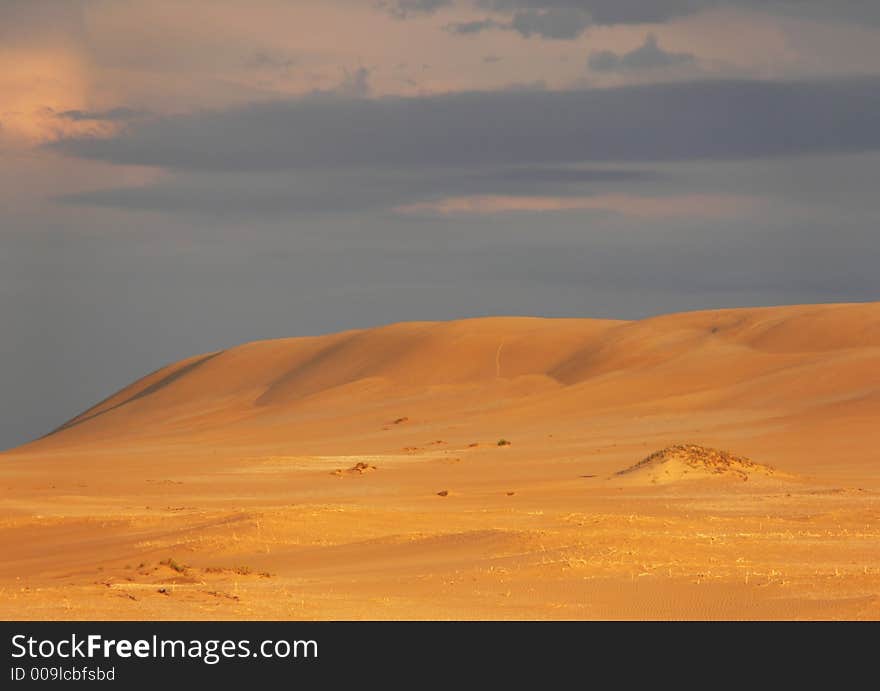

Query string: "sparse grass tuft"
[[160, 558, 186, 573], [203, 565, 271, 578], [497, 439, 511, 446]]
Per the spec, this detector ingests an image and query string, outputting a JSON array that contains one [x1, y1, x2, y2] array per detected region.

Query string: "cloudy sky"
[[2, 0, 880, 449]]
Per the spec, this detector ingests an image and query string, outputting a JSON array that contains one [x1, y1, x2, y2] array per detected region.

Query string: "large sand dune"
[[1, 302, 879, 619]]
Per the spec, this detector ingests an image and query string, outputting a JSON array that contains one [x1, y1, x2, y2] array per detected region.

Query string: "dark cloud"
[[245, 51, 296, 71], [488, 167, 653, 184], [589, 34, 696, 72], [302, 67, 372, 99], [56, 107, 143, 122], [388, 0, 454, 19], [57, 167, 656, 215], [53, 77, 880, 172], [509, 7, 591, 39], [476, 0, 706, 25], [326, 67, 372, 98], [474, 1, 880, 26], [446, 18, 505, 34], [446, 7, 593, 39]]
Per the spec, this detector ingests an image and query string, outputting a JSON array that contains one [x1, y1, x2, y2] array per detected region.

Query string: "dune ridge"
[[19, 301, 880, 458]]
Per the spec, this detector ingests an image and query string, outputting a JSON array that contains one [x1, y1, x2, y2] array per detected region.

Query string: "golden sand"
[[1, 302, 878, 619]]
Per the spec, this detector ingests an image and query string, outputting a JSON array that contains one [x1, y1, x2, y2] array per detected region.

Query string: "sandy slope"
[[1, 302, 879, 619]]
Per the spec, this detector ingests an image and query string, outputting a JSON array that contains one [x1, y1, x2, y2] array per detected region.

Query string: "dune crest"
[[16, 301, 880, 455]]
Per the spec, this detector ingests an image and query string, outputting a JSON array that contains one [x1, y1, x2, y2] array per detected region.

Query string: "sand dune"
[[1, 302, 879, 619]]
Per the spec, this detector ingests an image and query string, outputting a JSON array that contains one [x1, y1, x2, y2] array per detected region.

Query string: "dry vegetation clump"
[[159, 558, 187, 573], [616, 444, 777, 483], [331, 461, 378, 477]]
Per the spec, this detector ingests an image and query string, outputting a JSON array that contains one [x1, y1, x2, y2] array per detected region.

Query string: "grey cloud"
[[388, 0, 454, 19], [57, 167, 656, 216], [52, 77, 880, 172], [329, 67, 371, 98], [474, 1, 880, 26], [589, 34, 696, 72], [446, 18, 505, 34], [446, 7, 592, 39], [488, 167, 653, 184], [246, 51, 296, 71], [509, 7, 591, 39], [56, 107, 143, 122], [476, 0, 708, 25], [499, 79, 548, 91], [304, 67, 372, 100]]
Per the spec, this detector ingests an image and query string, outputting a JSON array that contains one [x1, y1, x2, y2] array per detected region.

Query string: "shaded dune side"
[[44, 351, 223, 438], [255, 317, 623, 407], [31, 318, 623, 446], [549, 302, 880, 385]]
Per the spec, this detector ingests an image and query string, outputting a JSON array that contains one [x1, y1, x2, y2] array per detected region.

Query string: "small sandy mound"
[[614, 444, 780, 484]]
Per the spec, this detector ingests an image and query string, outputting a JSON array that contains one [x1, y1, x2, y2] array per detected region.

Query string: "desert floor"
[[1, 302, 879, 619]]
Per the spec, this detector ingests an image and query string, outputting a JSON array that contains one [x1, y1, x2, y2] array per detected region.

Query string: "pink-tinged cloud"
[[4, 0, 880, 150], [394, 193, 763, 219]]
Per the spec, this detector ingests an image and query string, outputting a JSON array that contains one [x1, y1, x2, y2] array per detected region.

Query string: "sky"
[[2, 0, 880, 449]]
